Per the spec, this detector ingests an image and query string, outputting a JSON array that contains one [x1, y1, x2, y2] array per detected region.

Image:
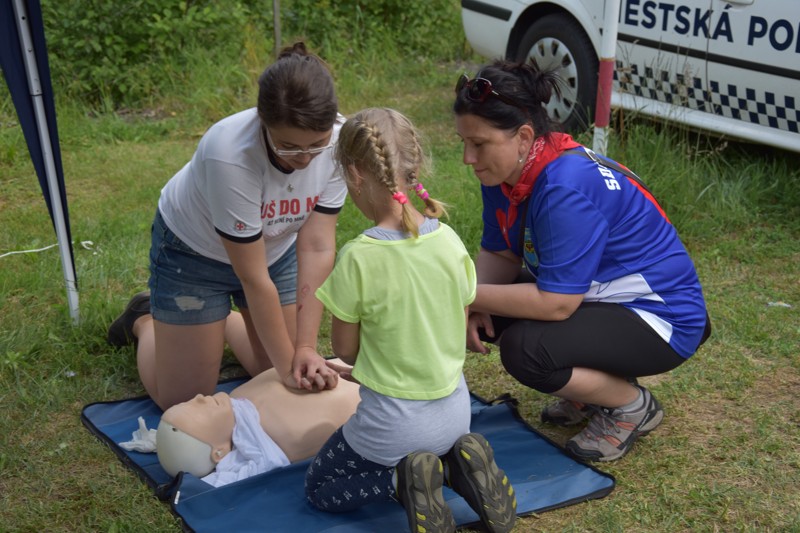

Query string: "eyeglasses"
[[455, 74, 526, 112], [264, 127, 333, 158]]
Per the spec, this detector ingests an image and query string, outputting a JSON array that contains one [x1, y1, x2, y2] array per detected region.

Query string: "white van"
[[461, 0, 800, 153]]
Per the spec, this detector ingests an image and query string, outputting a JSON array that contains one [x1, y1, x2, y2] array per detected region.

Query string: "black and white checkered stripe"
[[615, 61, 799, 134]]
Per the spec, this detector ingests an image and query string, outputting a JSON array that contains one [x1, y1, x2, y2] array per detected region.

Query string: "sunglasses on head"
[[455, 74, 526, 112]]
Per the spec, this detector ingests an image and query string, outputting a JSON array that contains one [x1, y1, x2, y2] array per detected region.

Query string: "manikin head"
[[156, 392, 236, 477]]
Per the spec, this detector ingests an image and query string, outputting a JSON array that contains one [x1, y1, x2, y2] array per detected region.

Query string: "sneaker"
[[443, 433, 517, 533], [107, 291, 151, 347], [395, 451, 455, 533], [540, 398, 595, 426], [565, 386, 664, 462]]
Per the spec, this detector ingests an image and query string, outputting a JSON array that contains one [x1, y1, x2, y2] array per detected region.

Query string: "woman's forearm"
[[241, 278, 296, 377], [472, 282, 584, 321]]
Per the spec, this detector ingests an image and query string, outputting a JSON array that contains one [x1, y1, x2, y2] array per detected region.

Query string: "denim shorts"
[[148, 210, 298, 325]]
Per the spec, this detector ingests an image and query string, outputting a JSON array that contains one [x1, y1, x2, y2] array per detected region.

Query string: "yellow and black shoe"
[[395, 451, 455, 533], [444, 433, 517, 533]]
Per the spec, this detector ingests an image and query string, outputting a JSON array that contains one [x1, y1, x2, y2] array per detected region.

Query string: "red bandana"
[[496, 132, 581, 248]]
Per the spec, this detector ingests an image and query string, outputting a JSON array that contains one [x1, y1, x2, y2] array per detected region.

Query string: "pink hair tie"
[[392, 192, 409, 204], [414, 182, 430, 200]]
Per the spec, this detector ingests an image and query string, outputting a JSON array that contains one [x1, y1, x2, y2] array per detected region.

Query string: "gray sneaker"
[[540, 398, 595, 426], [395, 452, 455, 533], [565, 386, 664, 462]]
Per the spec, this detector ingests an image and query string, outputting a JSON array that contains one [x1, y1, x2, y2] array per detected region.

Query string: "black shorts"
[[480, 302, 703, 394]]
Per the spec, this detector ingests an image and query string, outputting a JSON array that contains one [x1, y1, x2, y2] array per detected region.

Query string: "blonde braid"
[[407, 129, 447, 219], [362, 113, 420, 236], [363, 122, 396, 194], [336, 108, 448, 237]]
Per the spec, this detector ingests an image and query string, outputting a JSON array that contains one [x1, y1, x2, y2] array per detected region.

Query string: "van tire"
[[514, 13, 598, 132]]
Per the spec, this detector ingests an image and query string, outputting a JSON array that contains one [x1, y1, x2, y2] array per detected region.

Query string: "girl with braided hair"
[[304, 108, 517, 533]]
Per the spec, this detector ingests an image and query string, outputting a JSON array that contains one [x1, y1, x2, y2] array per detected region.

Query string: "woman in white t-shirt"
[[107, 43, 346, 410]]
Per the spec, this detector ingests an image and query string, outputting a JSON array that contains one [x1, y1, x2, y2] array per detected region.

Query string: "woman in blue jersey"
[[453, 59, 711, 462]]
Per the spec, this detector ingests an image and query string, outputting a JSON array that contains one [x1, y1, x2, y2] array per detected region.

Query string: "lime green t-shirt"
[[315, 223, 476, 400]]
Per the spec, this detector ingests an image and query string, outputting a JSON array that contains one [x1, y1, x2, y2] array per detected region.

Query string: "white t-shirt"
[[158, 108, 347, 265]]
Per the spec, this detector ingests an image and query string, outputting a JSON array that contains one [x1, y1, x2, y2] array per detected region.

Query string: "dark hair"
[[453, 58, 562, 137], [257, 42, 338, 131]]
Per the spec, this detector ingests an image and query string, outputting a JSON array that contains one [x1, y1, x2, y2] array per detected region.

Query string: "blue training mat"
[[82, 382, 615, 532]]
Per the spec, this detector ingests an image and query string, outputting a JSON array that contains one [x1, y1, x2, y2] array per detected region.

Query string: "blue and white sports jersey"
[[481, 149, 707, 358]]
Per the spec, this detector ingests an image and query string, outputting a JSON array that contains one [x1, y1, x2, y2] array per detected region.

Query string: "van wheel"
[[514, 13, 598, 132]]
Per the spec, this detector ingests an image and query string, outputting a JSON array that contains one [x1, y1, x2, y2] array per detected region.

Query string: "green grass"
[[2, 42, 799, 533]]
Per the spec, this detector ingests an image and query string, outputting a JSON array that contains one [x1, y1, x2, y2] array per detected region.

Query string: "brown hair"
[[257, 42, 338, 131], [453, 58, 561, 136]]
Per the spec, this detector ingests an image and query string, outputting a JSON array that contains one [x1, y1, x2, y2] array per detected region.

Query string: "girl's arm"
[[467, 247, 521, 352], [221, 237, 296, 385], [293, 209, 340, 389], [330, 316, 360, 366]]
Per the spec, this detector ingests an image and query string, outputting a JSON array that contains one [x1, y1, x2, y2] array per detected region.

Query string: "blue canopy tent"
[[1, 0, 78, 322]]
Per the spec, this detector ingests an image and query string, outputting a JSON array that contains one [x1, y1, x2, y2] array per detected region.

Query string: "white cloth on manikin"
[[119, 416, 158, 453]]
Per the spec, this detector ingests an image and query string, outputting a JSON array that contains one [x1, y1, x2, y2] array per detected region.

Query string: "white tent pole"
[[12, 0, 80, 324], [592, 0, 622, 156]]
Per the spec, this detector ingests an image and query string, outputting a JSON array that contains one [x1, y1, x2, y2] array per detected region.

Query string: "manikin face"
[[266, 125, 333, 171], [455, 113, 528, 188], [161, 392, 236, 450]]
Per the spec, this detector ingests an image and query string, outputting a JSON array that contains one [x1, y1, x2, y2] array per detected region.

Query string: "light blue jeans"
[[148, 209, 297, 325]]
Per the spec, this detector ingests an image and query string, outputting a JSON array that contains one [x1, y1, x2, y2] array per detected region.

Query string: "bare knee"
[[152, 320, 226, 409]]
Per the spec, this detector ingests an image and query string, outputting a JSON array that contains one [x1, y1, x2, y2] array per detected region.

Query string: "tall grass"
[[1, 7, 799, 533]]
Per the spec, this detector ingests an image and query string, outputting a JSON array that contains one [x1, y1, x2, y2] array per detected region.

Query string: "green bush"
[[283, 0, 464, 60], [34, 0, 466, 109], [40, 0, 258, 108]]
